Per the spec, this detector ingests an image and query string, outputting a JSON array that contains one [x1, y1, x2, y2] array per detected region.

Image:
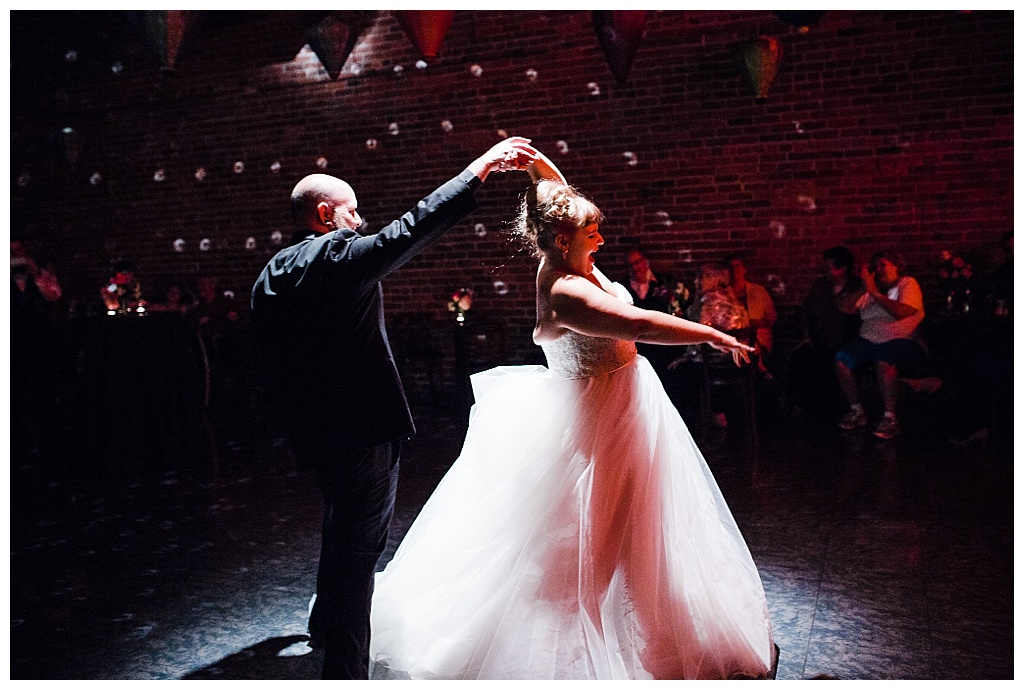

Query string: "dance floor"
[[9, 403, 1013, 680]]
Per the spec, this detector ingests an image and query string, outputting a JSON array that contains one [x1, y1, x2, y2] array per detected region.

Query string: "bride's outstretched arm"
[[549, 273, 752, 358]]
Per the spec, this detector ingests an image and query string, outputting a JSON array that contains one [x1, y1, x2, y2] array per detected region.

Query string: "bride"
[[369, 156, 776, 680]]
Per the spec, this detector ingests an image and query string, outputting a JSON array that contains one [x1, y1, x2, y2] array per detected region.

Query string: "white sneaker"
[[873, 416, 900, 440], [838, 408, 867, 430]]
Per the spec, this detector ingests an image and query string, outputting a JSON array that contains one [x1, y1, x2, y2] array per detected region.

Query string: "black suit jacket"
[[251, 169, 481, 451]]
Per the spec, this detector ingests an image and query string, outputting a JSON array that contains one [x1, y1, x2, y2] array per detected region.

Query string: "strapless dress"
[[370, 285, 775, 679]]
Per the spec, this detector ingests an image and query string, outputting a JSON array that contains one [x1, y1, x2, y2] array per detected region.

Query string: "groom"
[[250, 137, 538, 679]]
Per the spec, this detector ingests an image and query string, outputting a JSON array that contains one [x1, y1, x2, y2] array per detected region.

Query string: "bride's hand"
[[709, 333, 755, 366]]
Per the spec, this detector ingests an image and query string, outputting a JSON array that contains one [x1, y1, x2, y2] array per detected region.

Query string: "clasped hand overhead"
[[469, 137, 540, 180]]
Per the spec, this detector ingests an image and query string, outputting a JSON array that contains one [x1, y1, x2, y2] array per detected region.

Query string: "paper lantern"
[[126, 10, 202, 71], [592, 10, 647, 84], [396, 10, 455, 60], [737, 36, 782, 99], [307, 15, 357, 80]]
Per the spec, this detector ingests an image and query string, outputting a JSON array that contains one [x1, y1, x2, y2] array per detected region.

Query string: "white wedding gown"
[[370, 285, 775, 680]]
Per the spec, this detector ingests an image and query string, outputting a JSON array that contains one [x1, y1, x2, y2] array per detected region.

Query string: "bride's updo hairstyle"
[[513, 179, 604, 260]]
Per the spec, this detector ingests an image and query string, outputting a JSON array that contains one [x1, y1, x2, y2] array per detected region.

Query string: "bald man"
[[250, 138, 537, 679]]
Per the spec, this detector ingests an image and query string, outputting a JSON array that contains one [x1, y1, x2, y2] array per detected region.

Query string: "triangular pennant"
[[776, 11, 828, 30], [307, 15, 357, 80], [396, 10, 455, 60], [593, 10, 647, 84], [737, 36, 782, 99], [126, 10, 202, 71]]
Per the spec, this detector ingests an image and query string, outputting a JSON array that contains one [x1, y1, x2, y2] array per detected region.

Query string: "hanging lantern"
[[396, 10, 455, 60], [125, 10, 202, 71], [307, 15, 358, 80], [592, 10, 647, 84], [737, 36, 782, 99], [776, 11, 827, 31]]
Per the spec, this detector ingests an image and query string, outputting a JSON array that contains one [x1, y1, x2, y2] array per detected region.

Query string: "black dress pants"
[[306, 440, 400, 679]]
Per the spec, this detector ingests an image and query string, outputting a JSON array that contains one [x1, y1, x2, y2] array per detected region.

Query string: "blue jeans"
[[835, 336, 928, 378]]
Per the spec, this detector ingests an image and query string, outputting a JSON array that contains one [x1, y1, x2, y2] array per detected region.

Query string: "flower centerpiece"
[[103, 268, 143, 315], [937, 249, 974, 314], [447, 287, 473, 324]]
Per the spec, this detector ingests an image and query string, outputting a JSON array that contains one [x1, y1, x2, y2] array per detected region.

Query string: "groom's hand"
[[468, 137, 539, 181]]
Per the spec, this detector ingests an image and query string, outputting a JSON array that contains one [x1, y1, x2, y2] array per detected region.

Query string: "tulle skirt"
[[369, 356, 774, 679]]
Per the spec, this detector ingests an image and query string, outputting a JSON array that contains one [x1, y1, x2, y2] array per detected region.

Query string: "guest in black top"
[[786, 245, 863, 419], [249, 137, 538, 679]]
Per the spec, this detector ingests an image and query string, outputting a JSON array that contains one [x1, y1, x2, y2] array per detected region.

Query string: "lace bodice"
[[539, 281, 638, 379]]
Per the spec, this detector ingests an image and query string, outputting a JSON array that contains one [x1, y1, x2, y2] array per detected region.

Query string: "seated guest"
[[624, 248, 673, 310], [949, 231, 1013, 446], [148, 282, 194, 314], [787, 246, 863, 418], [622, 248, 680, 397], [835, 251, 926, 440], [11, 242, 62, 458], [691, 262, 750, 333], [724, 254, 777, 378], [983, 230, 1013, 318], [688, 263, 751, 429], [189, 275, 247, 449]]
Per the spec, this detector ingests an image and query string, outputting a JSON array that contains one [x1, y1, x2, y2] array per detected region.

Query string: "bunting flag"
[[307, 15, 357, 80], [125, 10, 202, 71], [737, 36, 782, 99], [592, 10, 647, 84], [776, 11, 828, 31], [396, 10, 455, 60]]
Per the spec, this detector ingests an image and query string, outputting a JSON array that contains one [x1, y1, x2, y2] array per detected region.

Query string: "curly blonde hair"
[[512, 180, 604, 259]]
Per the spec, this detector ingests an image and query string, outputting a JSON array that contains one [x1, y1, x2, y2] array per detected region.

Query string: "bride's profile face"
[[561, 223, 604, 275]]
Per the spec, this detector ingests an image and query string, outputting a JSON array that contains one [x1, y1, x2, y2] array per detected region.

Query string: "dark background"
[[10, 10, 1013, 387]]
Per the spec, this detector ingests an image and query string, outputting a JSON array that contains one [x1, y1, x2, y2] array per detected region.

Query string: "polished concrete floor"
[[9, 397, 1014, 681]]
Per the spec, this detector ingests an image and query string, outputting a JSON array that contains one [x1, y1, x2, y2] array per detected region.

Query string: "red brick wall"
[[11, 10, 1013, 383]]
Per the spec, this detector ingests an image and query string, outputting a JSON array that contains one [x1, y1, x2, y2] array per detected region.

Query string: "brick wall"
[[11, 10, 1013, 396]]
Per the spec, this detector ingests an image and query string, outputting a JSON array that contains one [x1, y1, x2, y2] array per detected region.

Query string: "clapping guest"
[[835, 251, 927, 440]]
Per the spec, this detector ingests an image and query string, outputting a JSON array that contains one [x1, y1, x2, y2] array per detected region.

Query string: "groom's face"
[[330, 187, 362, 232]]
